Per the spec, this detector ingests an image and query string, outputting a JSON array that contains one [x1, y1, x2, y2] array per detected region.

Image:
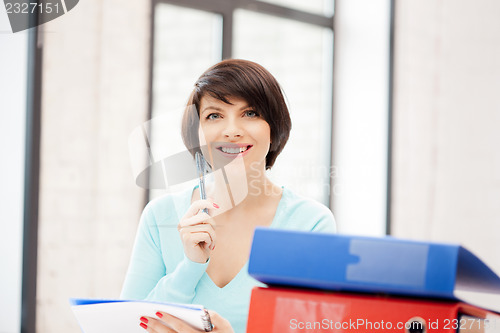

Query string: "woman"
[[121, 59, 335, 333]]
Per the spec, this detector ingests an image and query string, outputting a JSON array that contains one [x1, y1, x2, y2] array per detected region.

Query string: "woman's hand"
[[178, 199, 218, 263], [139, 310, 234, 333]]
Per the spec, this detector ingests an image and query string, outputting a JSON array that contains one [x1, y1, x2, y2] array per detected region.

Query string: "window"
[[148, 4, 223, 200], [233, 10, 333, 204]]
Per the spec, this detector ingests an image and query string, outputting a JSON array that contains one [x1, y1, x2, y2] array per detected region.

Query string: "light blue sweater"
[[121, 187, 335, 333]]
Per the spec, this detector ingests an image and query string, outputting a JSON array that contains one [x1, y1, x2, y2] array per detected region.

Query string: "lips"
[[215, 143, 253, 155]]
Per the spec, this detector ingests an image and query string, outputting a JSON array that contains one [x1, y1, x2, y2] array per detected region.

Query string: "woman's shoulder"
[[141, 187, 192, 226], [278, 188, 336, 232], [281, 188, 331, 214]]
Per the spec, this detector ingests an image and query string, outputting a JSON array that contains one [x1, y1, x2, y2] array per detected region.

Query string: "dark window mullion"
[[222, 10, 233, 59], [155, 0, 333, 29], [236, 0, 333, 29], [21, 18, 43, 333], [154, 0, 235, 16]]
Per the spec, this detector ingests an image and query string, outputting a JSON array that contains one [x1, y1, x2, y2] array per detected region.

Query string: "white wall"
[[36, 1, 149, 332], [392, 0, 500, 273], [0, 9, 28, 333], [332, 0, 392, 236]]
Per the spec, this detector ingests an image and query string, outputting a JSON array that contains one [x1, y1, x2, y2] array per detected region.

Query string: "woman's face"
[[198, 94, 271, 174]]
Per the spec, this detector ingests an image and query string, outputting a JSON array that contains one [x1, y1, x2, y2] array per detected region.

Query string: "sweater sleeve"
[[120, 200, 208, 303]]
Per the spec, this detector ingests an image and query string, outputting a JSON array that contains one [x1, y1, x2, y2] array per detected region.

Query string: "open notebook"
[[70, 299, 213, 333]]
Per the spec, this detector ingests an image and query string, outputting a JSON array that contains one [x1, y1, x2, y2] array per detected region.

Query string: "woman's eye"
[[206, 113, 220, 120], [245, 110, 259, 117]]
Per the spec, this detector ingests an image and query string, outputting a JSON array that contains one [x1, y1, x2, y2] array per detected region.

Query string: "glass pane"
[[257, 0, 334, 16], [234, 10, 333, 205], [149, 4, 222, 200]]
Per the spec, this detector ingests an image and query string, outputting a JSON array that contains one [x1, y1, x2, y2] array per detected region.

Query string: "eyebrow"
[[201, 106, 222, 115], [201, 104, 251, 115]]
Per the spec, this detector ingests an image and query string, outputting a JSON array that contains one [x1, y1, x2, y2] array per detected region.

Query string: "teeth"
[[221, 146, 249, 154]]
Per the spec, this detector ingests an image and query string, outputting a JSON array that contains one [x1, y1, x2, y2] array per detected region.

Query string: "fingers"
[[139, 316, 176, 333], [181, 228, 215, 250], [207, 310, 220, 321], [183, 199, 218, 218], [179, 199, 218, 231], [178, 199, 219, 263], [180, 224, 216, 247], [207, 310, 234, 332], [140, 311, 233, 333], [178, 212, 216, 229], [141, 312, 198, 333]]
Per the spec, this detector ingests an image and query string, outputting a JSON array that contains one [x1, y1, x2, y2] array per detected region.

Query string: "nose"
[[222, 118, 243, 139]]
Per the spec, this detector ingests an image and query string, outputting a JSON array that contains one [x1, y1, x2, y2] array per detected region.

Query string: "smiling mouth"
[[216, 145, 253, 154]]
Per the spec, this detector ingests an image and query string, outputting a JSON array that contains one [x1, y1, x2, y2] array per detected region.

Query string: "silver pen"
[[195, 152, 208, 214]]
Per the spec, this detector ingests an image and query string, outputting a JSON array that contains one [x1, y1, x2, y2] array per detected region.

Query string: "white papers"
[[71, 299, 208, 333], [454, 290, 500, 314]]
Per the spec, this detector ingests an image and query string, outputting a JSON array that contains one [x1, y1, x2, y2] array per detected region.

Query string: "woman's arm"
[[120, 200, 215, 304], [121, 197, 218, 303]]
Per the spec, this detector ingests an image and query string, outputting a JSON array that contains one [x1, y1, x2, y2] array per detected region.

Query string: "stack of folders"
[[247, 228, 500, 333]]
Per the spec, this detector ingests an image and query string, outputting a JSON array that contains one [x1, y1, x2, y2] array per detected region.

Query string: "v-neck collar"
[[201, 261, 249, 291], [181, 185, 287, 291]]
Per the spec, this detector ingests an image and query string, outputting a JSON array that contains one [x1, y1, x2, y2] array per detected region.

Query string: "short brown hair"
[[181, 59, 291, 170]]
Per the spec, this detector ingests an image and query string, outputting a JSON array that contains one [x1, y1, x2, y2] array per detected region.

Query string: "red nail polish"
[[156, 311, 163, 318], [140, 322, 148, 329], [213, 203, 219, 208], [140, 317, 148, 324]]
